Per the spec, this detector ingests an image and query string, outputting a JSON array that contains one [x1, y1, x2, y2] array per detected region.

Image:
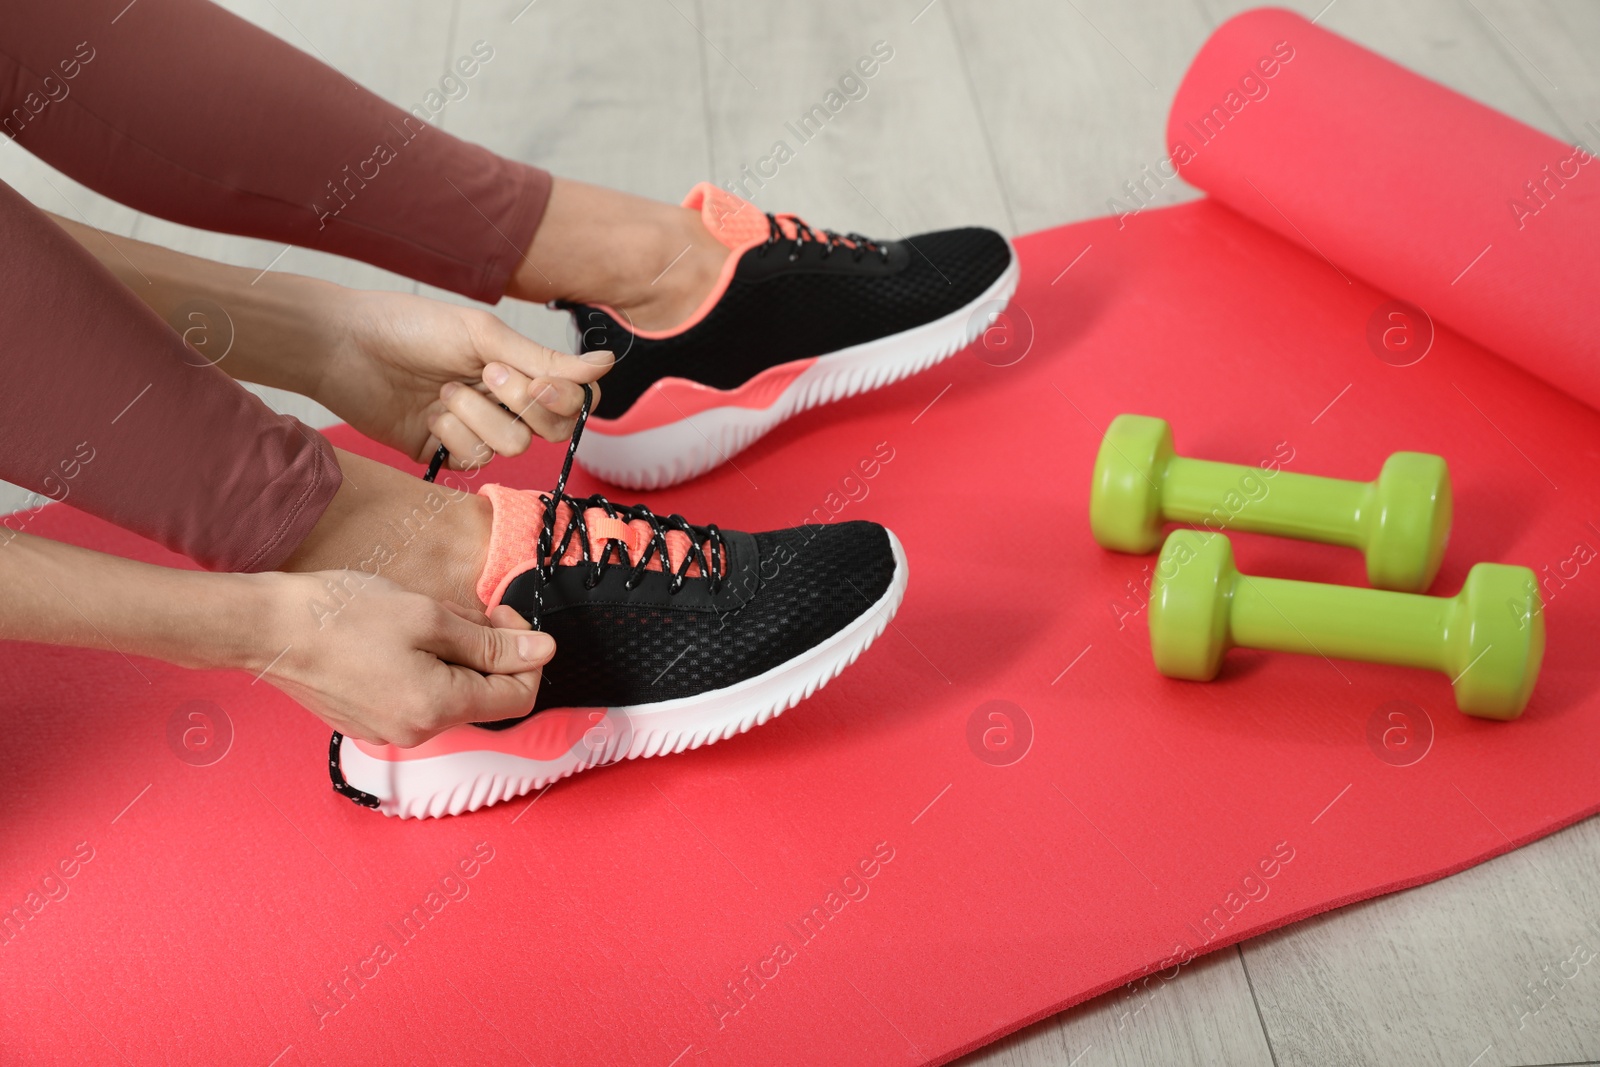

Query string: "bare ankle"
[[283, 450, 493, 609], [609, 209, 727, 330], [510, 180, 728, 332]]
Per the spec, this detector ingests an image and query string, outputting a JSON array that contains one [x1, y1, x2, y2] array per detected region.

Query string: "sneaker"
[[558, 183, 1018, 489], [330, 389, 909, 819]]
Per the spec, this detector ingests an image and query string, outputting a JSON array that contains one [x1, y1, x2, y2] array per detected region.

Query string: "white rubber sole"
[[338, 532, 909, 819], [578, 248, 1020, 490]]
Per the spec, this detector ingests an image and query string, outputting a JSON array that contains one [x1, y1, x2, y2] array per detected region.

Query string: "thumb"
[[486, 315, 613, 383], [427, 610, 556, 676]]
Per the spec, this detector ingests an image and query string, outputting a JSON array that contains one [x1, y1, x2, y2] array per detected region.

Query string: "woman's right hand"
[[255, 571, 552, 746]]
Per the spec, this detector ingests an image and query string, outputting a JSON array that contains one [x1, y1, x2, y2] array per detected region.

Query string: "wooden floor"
[[3, 2, 1597, 1064]]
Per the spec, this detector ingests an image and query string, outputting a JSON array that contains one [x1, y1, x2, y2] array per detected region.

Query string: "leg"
[[0, 1, 725, 329], [280, 450, 494, 610], [507, 179, 731, 332], [0, 0, 549, 303], [3, 174, 494, 602], [0, 177, 337, 573]]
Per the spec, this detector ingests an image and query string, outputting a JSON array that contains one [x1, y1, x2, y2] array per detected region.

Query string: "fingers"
[[438, 603, 532, 631], [434, 314, 612, 457], [488, 604, 532, 631], [440, 663, 546, 726], [476, 314, 614, 386], [469, 315, 610, 446], [425, 606, 551, 728], [478, 363, 598, 444], [439, 600, 491, 627], [425, 605, 555, 676], [438, 381, 534, 459], [426, 401, 498, 471]]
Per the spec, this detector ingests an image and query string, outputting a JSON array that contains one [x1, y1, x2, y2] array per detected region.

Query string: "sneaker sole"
[[337, 531, 910, 819], [578, 247, 1020, 490]]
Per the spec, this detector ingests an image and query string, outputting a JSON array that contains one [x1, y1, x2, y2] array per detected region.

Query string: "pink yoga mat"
[[2, 9, 1596, 1065], [1169, 7, 1600, 409]]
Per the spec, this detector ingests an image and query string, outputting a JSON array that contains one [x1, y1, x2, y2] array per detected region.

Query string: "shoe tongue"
[[476, 484, 718, 609], [680, 182, 875, 255], [682, 181, 768, 250]]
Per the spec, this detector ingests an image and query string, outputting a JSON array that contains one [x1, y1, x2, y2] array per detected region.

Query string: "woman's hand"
[[319, 290, 613, 469], [1, 536, 552, 748], [259, 571, 553, 746], [47, 215, 611, 470]]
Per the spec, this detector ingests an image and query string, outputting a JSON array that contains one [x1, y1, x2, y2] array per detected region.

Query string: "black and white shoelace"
[[330, 381, 724, 807], [761, 213, 889, 263]]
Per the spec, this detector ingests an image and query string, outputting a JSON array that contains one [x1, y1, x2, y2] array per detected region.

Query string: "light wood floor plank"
[[1477, 0, 1600, 145], [958, 948, 1277, 1067], [1242, 815, 1600, 1067], [695, 0, 1012, 237], [945, 0, 1214, 233], [1196, 0, 1570, 137]]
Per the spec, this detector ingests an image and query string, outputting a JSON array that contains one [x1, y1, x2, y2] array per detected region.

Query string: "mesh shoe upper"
[[567, 225, 1013, 420], [501, 520, 897, 711], [330, 377, 905, 812]]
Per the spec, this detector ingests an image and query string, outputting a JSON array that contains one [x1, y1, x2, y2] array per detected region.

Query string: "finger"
[[477, 314, 614, 384], [440, 664, 545, 726], [426, 608, 556, 675], [483, 364, 598, 419], [427, 408, 496, 470], [415, 428, 445, 466], [440, 600, 492, 627], [440, 380, 534, 458], [480, 363, 596, 444], [488, 604, 533, 631]]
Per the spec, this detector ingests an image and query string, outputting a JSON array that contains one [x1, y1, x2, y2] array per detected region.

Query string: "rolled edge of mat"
[[1166, 6, 1600, 414]]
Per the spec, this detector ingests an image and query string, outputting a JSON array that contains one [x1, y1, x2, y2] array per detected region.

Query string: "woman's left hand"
[[319, 289, 613, 469]]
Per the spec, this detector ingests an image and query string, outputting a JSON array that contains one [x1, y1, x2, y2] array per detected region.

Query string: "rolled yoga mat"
[[2, 9, 1596, 1066], [1168, 6, 1600, 410]]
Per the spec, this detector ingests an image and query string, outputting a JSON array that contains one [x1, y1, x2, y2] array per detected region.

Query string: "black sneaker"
[[558, 182, 1017, 489], [330, 389, 908, 818]]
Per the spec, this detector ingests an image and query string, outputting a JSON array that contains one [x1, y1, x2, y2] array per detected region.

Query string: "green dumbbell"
[[1149, 530, 1544, 720], [1091, 414, 1451, 592]]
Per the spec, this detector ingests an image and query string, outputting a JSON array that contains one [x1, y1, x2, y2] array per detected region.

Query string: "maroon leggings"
[[0, 0, 551, 571]]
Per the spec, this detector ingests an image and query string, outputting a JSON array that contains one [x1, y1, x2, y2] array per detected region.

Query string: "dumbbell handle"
[[1161, 457, 1371, 548], [1228, 573, 1452, 673]]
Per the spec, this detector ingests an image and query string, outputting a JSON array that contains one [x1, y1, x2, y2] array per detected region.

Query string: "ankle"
[[608, 208, 728, 331], [423, 489, 494, 610], [282, 451, 495, 609], [509, 180, 729, 332]]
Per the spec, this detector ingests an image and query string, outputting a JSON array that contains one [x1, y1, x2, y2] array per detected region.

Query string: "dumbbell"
[[1090, 414, 1451, 592], [1148, 530, 1544, 720]]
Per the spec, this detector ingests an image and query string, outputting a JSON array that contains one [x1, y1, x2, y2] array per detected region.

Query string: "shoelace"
[[425, 383, 725, 626], [331, 383, 725, 807], [761, 213, 889, 264]]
